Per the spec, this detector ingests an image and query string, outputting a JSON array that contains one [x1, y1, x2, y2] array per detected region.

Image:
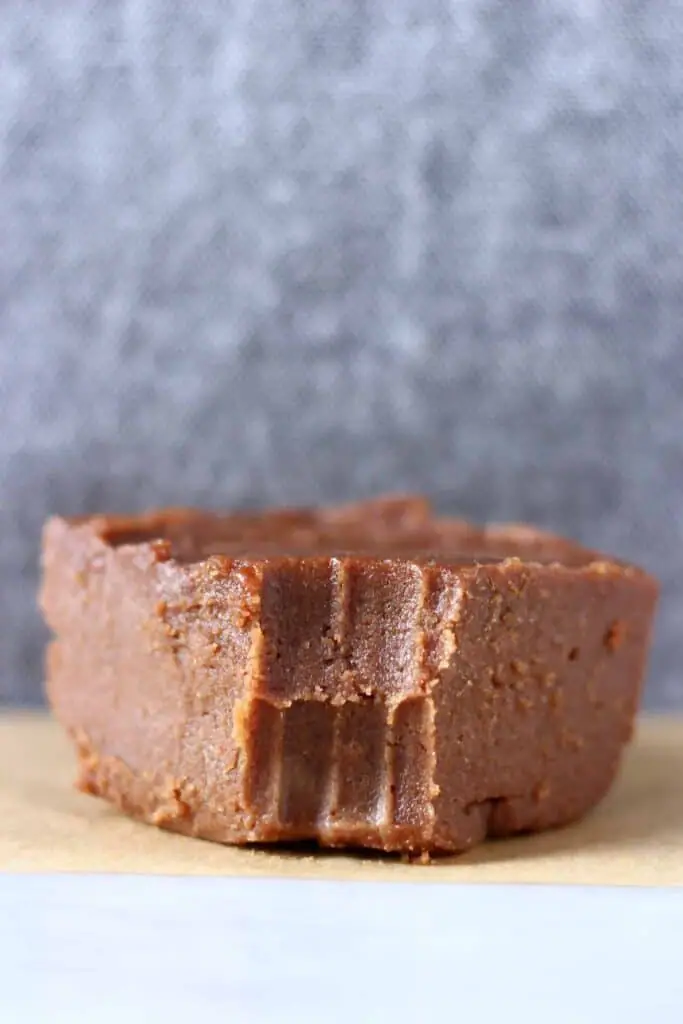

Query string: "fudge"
[[41, 496, 658, 855]]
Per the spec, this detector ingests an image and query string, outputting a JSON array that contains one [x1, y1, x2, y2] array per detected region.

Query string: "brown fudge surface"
[[41, 495, 658, 855]]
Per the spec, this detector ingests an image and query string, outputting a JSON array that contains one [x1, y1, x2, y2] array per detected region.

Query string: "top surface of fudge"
[[63, 495, 618, 571]]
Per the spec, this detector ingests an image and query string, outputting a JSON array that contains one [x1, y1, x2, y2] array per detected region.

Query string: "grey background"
[[1, 0, 681, 707]]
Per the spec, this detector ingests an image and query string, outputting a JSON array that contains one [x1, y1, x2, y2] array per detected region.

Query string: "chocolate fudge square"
[[41, 496, 658, 855]]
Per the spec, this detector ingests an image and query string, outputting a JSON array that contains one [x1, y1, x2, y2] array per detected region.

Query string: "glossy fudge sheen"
[[41, 497, 658, 855]]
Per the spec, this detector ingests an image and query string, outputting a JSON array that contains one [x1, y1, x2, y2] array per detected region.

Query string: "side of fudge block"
[[41, 517, 256, 842], [429, 560, 658, 851]]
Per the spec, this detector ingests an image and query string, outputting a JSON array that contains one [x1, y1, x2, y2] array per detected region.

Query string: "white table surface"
[[1, 875, 682, 1023]]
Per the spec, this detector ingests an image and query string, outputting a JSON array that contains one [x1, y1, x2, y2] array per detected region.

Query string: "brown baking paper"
[[1, 713, 681, 885]]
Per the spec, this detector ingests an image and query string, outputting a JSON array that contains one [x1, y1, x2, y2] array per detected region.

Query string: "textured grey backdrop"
[[1, 0, 681, 707]]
